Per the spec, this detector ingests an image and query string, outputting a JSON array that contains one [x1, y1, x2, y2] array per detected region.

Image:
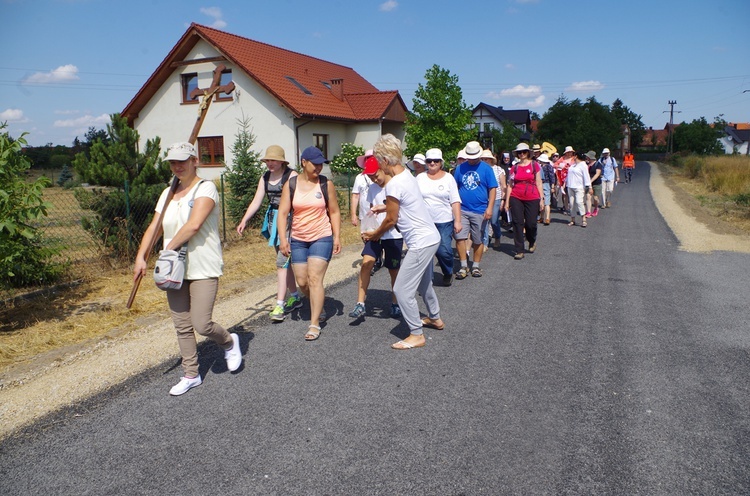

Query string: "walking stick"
[[126, 65, 235, 308]]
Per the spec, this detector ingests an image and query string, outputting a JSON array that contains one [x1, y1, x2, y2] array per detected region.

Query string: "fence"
[[33, 170, 358, 287]]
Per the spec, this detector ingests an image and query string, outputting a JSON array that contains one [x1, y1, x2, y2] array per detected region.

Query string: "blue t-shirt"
[[453, 161, 498, 214]]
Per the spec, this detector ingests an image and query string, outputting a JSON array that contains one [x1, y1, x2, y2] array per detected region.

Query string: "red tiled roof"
[[123, 23, 404, 123]]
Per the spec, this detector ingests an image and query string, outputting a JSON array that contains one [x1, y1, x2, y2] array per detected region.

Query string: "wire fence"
[[31, 169, 358, 288]]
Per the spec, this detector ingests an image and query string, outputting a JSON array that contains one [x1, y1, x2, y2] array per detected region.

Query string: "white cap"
[[602, 148, 610, 154], [165, 142, 197, 161]]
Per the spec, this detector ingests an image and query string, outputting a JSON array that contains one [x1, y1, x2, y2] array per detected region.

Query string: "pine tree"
[[223, 116, 265, 228]]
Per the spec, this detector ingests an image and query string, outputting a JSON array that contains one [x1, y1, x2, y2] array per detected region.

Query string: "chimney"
[[330, 78, 344, 101]]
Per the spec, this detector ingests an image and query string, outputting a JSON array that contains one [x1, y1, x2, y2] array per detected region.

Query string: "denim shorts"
[[290, 235, 333, 264], [542, 183, 551, 206]]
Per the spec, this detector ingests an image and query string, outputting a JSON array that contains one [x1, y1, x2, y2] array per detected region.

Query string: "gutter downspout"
[[295, 118, 315, 165]]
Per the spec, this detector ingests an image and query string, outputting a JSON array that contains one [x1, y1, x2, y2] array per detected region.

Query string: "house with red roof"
[[122, 24, 407, 178]]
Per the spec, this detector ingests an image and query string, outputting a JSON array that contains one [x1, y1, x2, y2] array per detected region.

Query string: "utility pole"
[[663, 100, 680, 154], [743, 90, 749, 155]]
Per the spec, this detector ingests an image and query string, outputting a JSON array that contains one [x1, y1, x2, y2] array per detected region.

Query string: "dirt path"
[[1, 162, 748, 439]]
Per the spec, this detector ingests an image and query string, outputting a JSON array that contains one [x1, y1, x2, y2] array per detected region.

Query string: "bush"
[[329, 142, 364, 176], [0, 128, 64, 288]]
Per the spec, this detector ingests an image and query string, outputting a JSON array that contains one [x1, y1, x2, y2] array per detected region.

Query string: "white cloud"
[[379, 0, 398, 12], [525, 95, 546, 108], [567, 80, 604, 92], [500, 85, 543, 98], [0, 108, 28, 122], [200, 6, 227, 29], [505, 63, 515, 70], [53, 113, 110, 128], [23, 64, 79, 84]]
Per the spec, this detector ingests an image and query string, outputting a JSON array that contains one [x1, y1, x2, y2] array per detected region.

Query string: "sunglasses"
[[425, 159, 442, 164]]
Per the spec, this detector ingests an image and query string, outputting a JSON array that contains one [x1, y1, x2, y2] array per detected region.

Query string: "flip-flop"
[[421, 318, 445, 330], [304, 325, 321, 341], [391, 339, 425, 350]]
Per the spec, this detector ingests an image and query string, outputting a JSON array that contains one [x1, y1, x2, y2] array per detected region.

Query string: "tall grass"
[[672, 154, 750, 198]]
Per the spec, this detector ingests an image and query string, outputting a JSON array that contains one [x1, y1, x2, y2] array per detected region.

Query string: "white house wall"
[[132, 40, 407, 179]]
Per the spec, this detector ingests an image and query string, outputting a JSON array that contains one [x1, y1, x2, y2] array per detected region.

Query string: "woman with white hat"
[[502, 143, 544, 260], [236, 145, 301, 322]]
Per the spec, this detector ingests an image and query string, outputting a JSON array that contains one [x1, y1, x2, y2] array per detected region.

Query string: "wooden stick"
[[126, 176, 179, 308]]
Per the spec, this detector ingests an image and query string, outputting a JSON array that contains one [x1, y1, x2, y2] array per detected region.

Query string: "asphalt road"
[[2, 162, 749, 495]]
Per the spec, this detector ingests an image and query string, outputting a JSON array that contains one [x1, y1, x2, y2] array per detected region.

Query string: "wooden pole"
[[126, 65, 235, 309]]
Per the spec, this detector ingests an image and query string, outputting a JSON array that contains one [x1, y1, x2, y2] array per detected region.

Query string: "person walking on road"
[[277, 146, 341, 341], [503, 143, 543, 260], [349, 157, 403, 320], [235, 145, 301, 322], [134, 142, 242, 396], [363, 134, 444, 350], [416, 147, 462, 286], [622, 150, 635, 183], [598, 148, 620, 208], [452, 141, 498, 278], [565, 151, 594, 227]]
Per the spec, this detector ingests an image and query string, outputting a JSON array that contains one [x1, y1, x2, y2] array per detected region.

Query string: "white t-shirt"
[[156, 180, 223, 279], [352, 172, 372, 219], [365, 182, 402, 240], [385, 170, 440, 249], [491, 165, 506, 200], [564, 161, 592, 190], [416, 172, 461, 224]]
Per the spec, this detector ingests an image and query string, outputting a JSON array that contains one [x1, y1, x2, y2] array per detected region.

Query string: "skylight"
[[285, 76, 312, 95]]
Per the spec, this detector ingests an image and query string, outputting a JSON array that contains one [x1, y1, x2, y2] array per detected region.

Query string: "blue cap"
[[300, 146, 329, 165]]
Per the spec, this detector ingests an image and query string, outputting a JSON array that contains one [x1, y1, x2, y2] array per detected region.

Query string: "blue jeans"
[[484, 201, 502, 245], [434, 221, 455, 276], [290, 235, 333, 264]]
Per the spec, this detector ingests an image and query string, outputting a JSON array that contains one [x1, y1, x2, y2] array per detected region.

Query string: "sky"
[[2, 0, 750, 147]]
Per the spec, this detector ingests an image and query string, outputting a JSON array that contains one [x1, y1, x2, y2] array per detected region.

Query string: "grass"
[[0, 218, 361, 372], [665, 154, 750, 232]]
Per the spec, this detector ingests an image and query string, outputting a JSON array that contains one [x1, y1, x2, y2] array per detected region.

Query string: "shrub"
[[0, 128, 64, 288], [329, 142, 364, 176]]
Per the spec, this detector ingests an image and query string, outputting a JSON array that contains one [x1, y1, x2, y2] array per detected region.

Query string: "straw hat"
[[261, 145, 289, 165]]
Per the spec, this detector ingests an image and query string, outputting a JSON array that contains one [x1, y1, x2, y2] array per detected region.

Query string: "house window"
[[215, 69, 233, 102], [313, 134, 328, 158], [483, 122, 493, 132], [182, 73, 199, 103], [197, 136, 225, 166]]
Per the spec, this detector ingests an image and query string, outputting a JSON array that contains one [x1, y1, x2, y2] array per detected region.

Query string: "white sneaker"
[[169, 375, 202, 396], [224, 333, 242, 372]]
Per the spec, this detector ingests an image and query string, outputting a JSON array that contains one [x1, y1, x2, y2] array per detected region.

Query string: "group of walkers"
[[135, 137, 633, 396]]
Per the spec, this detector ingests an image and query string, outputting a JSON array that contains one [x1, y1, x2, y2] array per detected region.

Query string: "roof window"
[[285, 76, 312, 95]]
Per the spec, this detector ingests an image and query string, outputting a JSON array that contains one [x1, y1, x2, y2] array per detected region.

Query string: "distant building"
[[471, 103, 531, 149], [122, 24, 407, 178], [639, 124, 672, 151], [719, 123, 750, 155]]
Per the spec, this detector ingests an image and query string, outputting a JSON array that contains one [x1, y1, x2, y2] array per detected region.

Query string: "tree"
[[611, 98, 646, 151], [488, 121, 523, 155], [673, 117, 723, 155], [0, 127, 63, 288], [404, 64, 475, 161], [57, 164, 74, 187], [71, 113, 171, 258], [536, 96, 622, 153], [223, 116, 265, 228]]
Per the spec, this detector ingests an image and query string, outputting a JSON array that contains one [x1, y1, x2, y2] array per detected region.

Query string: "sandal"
[[568, 221, 575, 226], [391, 339, 425, 350], [471, 267, 482, 277], [304, 324, 321, 341], [582, 221, 588, 228], [421, 318, 445, 330]]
